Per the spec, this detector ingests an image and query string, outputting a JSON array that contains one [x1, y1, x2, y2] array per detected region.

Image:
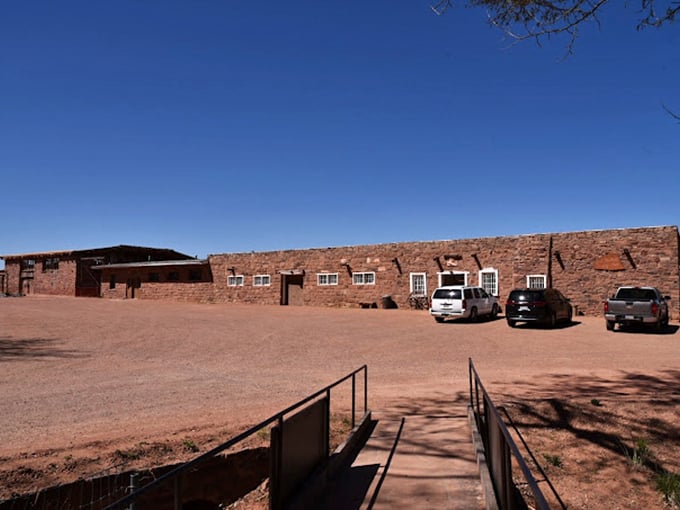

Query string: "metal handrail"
[[468, 358, 551, 510], [105, 365, 368, 510]]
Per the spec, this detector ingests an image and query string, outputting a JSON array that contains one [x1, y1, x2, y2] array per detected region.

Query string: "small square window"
[[317, 273, 339, 286], [167, 271, 180, 282], [148, 272, 161, 282], [253, 274, 271, 286], [527, 275, 546, 289], [189, 270, 202, 281], [228, 275, 244, 287], [352, 272, 375, 285], [42, 257, 59, 271]]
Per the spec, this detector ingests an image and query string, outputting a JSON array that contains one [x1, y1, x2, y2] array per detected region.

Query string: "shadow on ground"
[[0, 337, 88, 361], [495, 370, 680, 479]]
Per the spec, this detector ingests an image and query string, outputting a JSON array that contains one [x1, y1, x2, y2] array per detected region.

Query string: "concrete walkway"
[[318, 404, 487, 509]]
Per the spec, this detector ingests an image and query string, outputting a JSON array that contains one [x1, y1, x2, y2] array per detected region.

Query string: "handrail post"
[[351, 373, 356, 428], [173, 473, 182, 510], [364, 365, 368, 415]]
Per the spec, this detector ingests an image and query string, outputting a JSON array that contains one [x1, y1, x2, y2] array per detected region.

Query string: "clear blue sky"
[[2, 1, 678, 266]]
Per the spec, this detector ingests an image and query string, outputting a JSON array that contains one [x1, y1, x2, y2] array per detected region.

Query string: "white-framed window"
[[527, 274, 547, 289], [410, 272, 427, 295], [352, 272, 375, 285], [227, 275, 244, 287], [253, 274, 271, 287], [479, 268, 499, 296], [438, 271, 468, 287], [317, 273, 338, 286]]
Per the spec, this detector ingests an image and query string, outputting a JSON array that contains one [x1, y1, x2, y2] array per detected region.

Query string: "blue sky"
[[2, 1, 678, 266]]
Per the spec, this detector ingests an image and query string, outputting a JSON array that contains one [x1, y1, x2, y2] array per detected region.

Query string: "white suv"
[[429, 285, 500, 323]]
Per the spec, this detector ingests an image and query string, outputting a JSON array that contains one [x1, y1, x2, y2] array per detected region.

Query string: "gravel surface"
[[1, 296, 679, 506]]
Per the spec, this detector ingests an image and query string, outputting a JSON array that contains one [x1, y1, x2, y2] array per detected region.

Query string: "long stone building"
[[2, 226, 679, 317]]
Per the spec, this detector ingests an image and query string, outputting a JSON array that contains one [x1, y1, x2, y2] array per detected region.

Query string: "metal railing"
[[105, 365, 368, 510], [468, 358, 556, 510]]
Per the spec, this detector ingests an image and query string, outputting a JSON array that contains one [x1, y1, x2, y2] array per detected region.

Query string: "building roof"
[[91, 259, 209, 270], [0, 245, 192, 261]]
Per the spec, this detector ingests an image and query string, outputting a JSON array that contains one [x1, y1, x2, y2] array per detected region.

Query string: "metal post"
[[128, 473, 138, 510], [351, 373, 356, 428], [174, 474, 182, 510], [364, 366, 368, 414]]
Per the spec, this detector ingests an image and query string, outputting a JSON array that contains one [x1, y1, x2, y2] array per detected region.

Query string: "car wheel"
[[507, 319, 516, 328], [606, 320, 615, 331], [549, 313, 557, 328], [566, 308, 573, 324], [469, 307, 478, 322], [435, 317, 445, 323], [490, 304, 499, 320]]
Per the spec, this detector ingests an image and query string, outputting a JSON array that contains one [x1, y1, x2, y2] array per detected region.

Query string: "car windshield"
[[433, 289, 461, 299], [509, 290, 543, 302]]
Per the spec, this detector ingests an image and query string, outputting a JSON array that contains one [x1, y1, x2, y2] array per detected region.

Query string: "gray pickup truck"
[[604, 286, 670, 331]]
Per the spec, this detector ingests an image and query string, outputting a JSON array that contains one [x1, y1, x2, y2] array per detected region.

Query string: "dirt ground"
[[1, 296, 679, 508]]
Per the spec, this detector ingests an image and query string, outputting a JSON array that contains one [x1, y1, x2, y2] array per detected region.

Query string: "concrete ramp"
[[318, 404, 486, 509]]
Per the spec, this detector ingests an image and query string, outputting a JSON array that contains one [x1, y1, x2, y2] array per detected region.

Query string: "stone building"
[[89, 225, 679, 318], [1, 245, 192, 297]]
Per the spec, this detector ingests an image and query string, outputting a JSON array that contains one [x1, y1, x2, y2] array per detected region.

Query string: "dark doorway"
[[126, 277, 141, 299], [20, 277, 33, 295], [280, 273, 304, 306]]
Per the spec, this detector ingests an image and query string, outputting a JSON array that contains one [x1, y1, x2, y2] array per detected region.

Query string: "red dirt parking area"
[[1, 296, 679, 508]]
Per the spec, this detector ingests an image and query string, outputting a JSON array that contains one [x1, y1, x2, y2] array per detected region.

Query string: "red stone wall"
[[4, 263, 20, 294], [207, 226, 680, 317], [33, 259, 77, 296], [3, 258, 77, 296], [98, 266, 215, 303]]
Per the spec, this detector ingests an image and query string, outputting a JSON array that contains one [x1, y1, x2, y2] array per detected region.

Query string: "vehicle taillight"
[[533, 301, 547, 307], [462, 299, 467, 309], [604, 301, 609, 313], [651, 302, 659, 316], [506, 299, 515, 306]]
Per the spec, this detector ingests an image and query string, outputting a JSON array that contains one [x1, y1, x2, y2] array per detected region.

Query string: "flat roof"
[[91, 259, 209, 270], [1, 245, 191, 260]]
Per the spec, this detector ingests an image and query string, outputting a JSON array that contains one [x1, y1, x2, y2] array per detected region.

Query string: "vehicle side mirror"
[[664, 295, 671, 300]]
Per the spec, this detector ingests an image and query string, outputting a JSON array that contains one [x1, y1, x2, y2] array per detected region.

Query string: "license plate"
[[519, 306, 530, 311], [625, 315, 635, 320]]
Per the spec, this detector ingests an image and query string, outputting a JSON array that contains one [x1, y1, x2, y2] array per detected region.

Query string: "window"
[[317, 273, 338, 286], [167, 271, 180, 281], [228, 275, 244, 287], [410, 273, 427, 295], [148, 272, 161, 282], [21, 259, 35, 270], [253, 274, 271, 286], [479, 268, 498, 296], [527, 275, 547, 289], [109, 275, 116, 289], [42, 257, 59, 271], [352, 272, 375, 285], [188, 270, 202, 281], [438, 271, 467, 287]]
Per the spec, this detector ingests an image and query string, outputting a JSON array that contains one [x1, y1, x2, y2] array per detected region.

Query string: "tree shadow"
[[0, 337, 88, 361], [494, 370, 680, 476]]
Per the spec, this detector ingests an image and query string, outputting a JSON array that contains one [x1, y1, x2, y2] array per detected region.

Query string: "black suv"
[[505, 288, 573, 328]]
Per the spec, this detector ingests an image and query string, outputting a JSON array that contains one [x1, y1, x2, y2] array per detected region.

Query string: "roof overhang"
[[91, 259, 209, 270]]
